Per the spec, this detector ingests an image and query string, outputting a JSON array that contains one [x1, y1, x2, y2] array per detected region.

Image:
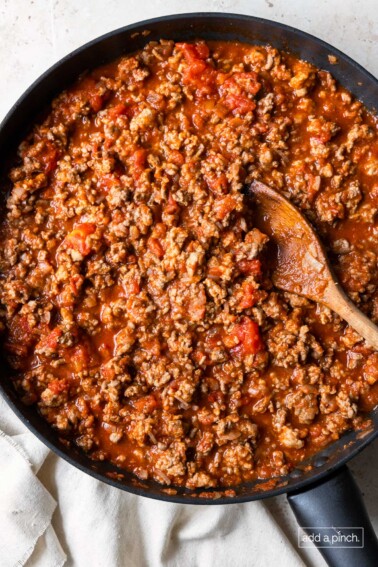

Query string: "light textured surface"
[[1, 0, 378, 121], [0, 2, 377, 566]]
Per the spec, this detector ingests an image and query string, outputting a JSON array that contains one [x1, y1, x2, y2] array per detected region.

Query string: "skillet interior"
[[0, 12, 377, 504]]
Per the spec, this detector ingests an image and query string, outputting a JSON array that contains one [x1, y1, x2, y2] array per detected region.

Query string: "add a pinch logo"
[[298, 527, 364, 548]]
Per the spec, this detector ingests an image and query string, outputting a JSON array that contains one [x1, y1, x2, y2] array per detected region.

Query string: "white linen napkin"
[[0, 395, 306, 567]]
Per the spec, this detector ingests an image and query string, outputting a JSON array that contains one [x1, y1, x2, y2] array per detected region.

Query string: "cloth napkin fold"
[[0, 395, 305, 567]]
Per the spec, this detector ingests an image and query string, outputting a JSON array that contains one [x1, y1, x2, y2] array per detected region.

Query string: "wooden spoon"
[[248, 179, 378, 350]]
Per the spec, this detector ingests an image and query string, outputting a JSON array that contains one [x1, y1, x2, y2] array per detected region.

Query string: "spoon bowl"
[[248, 180, 378, 350]]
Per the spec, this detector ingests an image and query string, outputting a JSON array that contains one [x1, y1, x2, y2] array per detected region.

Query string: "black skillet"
[[0, 13, 377, 567]]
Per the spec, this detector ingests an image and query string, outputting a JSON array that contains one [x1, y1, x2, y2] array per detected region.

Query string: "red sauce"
[[0, 39, 377, 489]]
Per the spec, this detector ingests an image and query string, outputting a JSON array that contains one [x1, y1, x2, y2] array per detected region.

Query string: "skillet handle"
[[287, 465, 378, 567]]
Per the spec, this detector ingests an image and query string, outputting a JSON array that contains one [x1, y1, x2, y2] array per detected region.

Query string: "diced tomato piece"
[[41, 143, 59, 174], [239, 317, 264, 354], [131, 148, 147, 180], [132, 394, 158, 414], [70, 274, 84, 295], [229, 317, 263, 356], [307, 118, 335, 144], [194, 43, 210, 59], [186, 59, 207, 76], [207, 265, 223, 278], [224, 93, 256, 115], [232, 72, 261, 95], [98, 173, 120, 192], [37, 327, 62, 351], [177, 42, 210, 62], [64, 223, 96, 256], [188, 286, 207, 322], [178, 43, 216, 94], [164, 192, 180, 215], [129, 278, 141, 295], [100, 361, 117, 381], [98, 343, 112, 361], [48, 379, 69, 395], [183, 65, 217, 95], [122, 276, 140, 297], [70, 344, 90, 372], [192, 348, 206, 365], [108, 103, 129, 119], [208, 390, 225, 405], [205, 330, 223, 350], [141, 338, 161, 357], [192, 112, 205, 129], [79, 76, 104, 112], [204, 172, 228, 194], [239, 281, 258, 310], [45, 328, 62, 349], [238, 259, 262, 276], [213, 195, 238, 220], [133, 148, 147, 168], [147, 237, 165, 258], [89, 93, 104, 112]]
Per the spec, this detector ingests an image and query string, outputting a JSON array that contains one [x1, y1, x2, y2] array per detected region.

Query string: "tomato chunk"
[[238, 259, 262, 276], [48, 379, 70, 395], [108, 103, 130, 119], [229, 317, 264, 355], [213, 195, 238, 220], [224, 94, 256, 115], [78, 77, 105, 112], [239, 281, 258, 310], [89, 93, 104, 112], [164, 192, 180, 215], [219, 72, 260, 115], [132, 394, 158, 414], [42, 143, 59, 174], [178, 42, 216, 95], [177, 42, 210, 62], [36, 327, 62, 352], [98, 173, 120, 192], [131, 148, 148, 180], [204, 172, 228, 194], [147, 237, 165, 258], [70, 344, 90, 372], [231, 72, 261, 95], [64, 223, 96, 256]]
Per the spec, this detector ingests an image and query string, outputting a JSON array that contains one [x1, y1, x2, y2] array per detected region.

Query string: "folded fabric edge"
[[0, 429, 33, 467], [25, 525, 67, 567], [0, 429, 62, 567]]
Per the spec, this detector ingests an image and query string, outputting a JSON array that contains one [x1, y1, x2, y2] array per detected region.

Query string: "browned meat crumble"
[[0, 39, 378, 488]]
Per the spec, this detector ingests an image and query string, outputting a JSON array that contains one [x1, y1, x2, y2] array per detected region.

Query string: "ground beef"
[[0, 39, 377, 489]]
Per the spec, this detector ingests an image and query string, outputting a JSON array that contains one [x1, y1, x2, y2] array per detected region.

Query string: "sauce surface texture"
[[1, 40, 378, 489]]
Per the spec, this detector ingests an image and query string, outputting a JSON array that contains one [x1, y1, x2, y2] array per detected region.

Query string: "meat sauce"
[[1, 39, 378, 488]]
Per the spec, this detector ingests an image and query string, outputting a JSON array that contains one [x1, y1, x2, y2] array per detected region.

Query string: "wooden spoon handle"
[[325, 283, 378, 350]]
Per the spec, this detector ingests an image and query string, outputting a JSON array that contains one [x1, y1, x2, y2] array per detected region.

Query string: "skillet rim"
[[0, 11, 377, 504]]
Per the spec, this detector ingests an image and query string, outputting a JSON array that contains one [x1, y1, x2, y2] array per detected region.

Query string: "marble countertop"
[[1, 2, 377, 566]]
